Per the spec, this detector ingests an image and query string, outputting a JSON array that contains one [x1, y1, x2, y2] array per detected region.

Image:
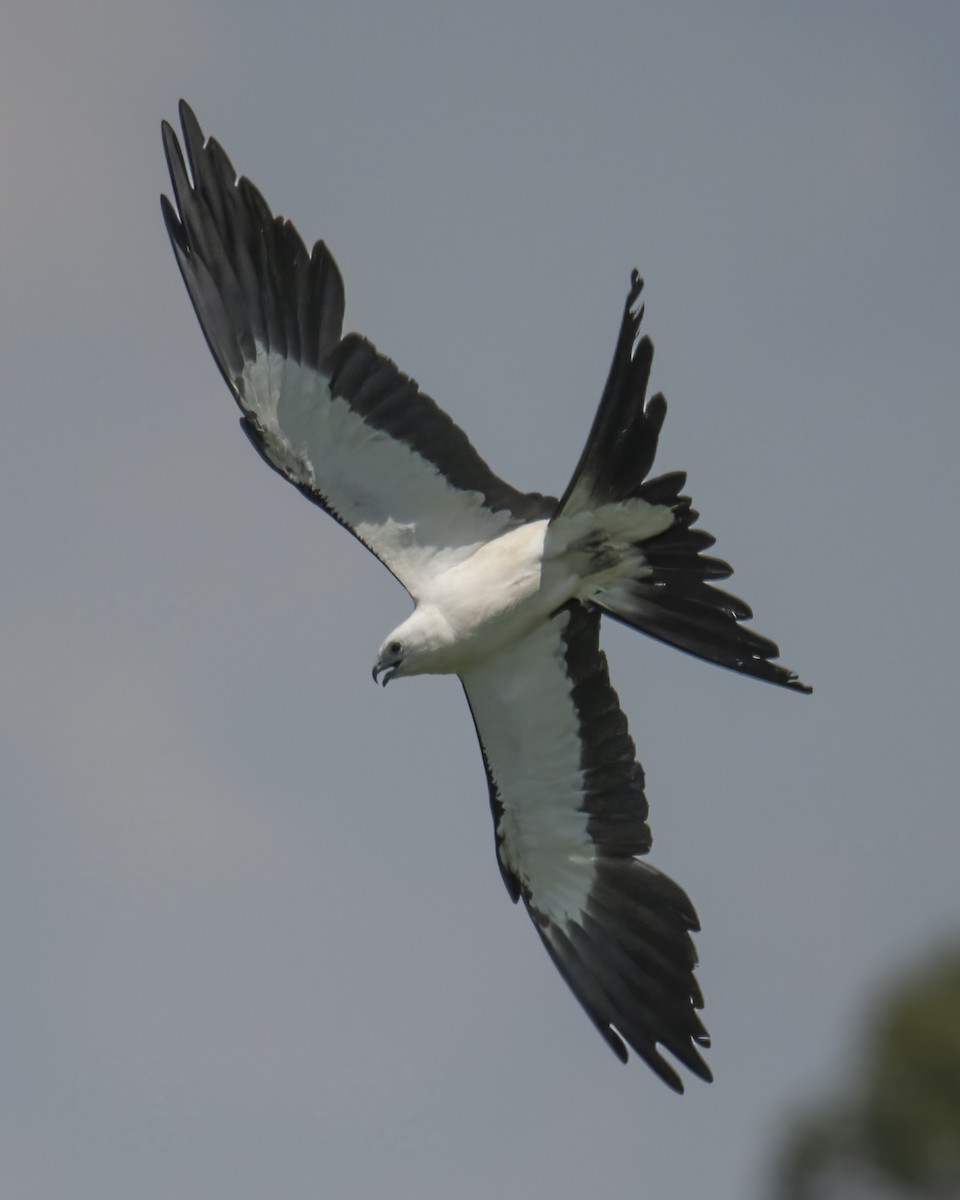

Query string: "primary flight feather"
[[161, 100, 809, 1092]]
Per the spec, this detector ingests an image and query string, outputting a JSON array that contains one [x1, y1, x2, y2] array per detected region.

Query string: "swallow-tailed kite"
[[161, 101, 809, 1092]]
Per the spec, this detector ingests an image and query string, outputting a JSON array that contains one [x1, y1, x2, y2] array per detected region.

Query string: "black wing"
[[461, 603, 711, 1091], [162, 101, 552, 596]]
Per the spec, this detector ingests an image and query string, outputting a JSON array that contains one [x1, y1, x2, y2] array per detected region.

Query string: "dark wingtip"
[[604, 1026, 630, 1065], [178, 98, 200, 134], [625, 272, 646, 340], [159, 193, 188, 254], [647, 390, 667, 426], [176, 100, 208, 183], [659, 1070, 685, 1094]]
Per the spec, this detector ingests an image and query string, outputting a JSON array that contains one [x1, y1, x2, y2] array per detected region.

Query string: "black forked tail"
[[558, 271, 665, 516], [558, 274, 810, 693], [595, 472, 811, 691]]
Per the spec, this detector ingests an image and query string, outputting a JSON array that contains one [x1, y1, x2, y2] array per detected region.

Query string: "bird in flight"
[[161, 101, 809, 1092]]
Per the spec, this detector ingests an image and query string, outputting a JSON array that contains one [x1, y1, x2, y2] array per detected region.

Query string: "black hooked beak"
[[371, 663, 397, 687]]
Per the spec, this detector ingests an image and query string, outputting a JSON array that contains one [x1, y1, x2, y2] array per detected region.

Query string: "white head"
[[371, 605, 454, 685]]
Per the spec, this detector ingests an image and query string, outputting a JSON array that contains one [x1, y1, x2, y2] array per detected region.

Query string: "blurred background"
[[1, 2, 957, 1197]]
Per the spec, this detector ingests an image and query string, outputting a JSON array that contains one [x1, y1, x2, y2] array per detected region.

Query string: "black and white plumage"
[[161, 101, 810, 1092]]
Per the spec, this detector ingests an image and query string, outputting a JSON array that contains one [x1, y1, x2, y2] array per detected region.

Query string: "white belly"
[[420, 520, 577, 672]]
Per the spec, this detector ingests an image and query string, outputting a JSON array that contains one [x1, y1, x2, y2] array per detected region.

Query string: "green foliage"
[[776, 947, 960, 1199]]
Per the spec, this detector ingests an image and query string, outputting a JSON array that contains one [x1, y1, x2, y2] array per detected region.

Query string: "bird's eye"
[[389, 641, 402, 655]]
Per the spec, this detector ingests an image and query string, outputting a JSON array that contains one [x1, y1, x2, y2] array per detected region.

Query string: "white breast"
[[421, 520, 578, 670]]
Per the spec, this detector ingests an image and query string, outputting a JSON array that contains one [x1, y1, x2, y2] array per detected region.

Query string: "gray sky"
[[2, 2, 958, 1197]]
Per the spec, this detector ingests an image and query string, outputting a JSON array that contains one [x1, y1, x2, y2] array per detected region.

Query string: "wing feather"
[[555, 275, 809, 692], [461, 604, 710, 1090], [161, 101, 551, 595]]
